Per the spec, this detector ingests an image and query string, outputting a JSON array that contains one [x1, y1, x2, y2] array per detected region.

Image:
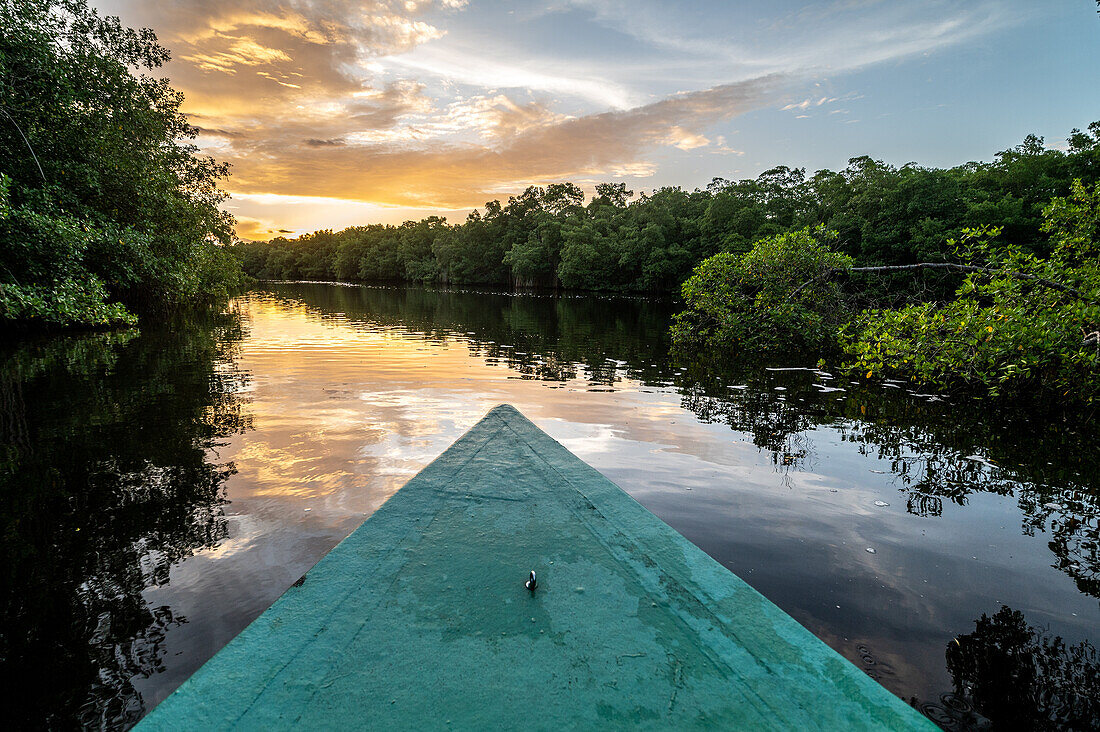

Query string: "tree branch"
[[0, 106, 46, 183], [788, 262, 1086, 301], [848, 263, 1083, 297]]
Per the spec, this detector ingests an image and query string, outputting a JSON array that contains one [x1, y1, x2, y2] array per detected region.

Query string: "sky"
[[91, 0, 1100, 240]]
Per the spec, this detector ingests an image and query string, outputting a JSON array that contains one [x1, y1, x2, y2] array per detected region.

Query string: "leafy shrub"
[[671, 227, 854, 353], [842, 183, 1100, 402], [0, 277, 136, 327]]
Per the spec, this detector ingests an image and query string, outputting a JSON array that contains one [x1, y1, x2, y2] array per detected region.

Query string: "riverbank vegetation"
[[236, 120, 1100, 405], [674, 179, 1100, 405], [0, 0, 241, 329], [234, 124, 1100, 297]]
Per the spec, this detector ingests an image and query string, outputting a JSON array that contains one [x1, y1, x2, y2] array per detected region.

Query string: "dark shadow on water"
[[0, 310, 251, 729], [913, 605, 1100, 731], [675, 359, 1100, 604]]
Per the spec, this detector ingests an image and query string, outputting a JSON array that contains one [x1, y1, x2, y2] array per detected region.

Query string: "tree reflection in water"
[[257, 283, 678, 388], [259, 284, 1100, 604], [0, 311, 250, 729], [911, 606, 1100, 730], [677, 360, 1100, 604], [238, 284, 1099, 730]]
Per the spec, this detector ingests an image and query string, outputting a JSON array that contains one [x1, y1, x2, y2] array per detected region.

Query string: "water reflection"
[[259, 283, 676, 387], [678, 365, 1100, 602], [3, 283, 1097, 730], [266, 284, 1099, 607], [252, 283, 1098, 730], [914, 605, 1100, 730], [0, 313, 249, 728]]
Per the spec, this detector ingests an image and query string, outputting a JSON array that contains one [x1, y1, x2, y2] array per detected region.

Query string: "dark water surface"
[[1, 283, 1097, 730]]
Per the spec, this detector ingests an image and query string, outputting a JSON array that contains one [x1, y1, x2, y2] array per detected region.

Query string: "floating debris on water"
[[866, 548, 877, 554], [1043, 502, 1064, 511], [873, 501, 890, 507], [964, 455, 997, 468]]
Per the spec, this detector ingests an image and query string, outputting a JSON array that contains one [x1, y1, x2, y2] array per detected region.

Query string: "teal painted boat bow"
[[139, 405, 934, 730]]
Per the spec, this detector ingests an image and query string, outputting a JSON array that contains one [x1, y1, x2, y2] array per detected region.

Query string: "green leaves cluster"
[[675, 180, 1100, 405], [0, 0, 241, 329], [671, 227, 854, 353], [845, 183, 1100, 401], [0, 276, 136, 326]]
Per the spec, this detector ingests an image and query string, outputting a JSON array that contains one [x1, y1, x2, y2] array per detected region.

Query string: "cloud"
[[221, 76, 779, 209], [782, 97, 837, 112], [98, 0, 461, 117], [711, 135, 744, 156], [665, 126, 710, 151], [232, 215, 281, 240], [96, 0, 779, 211], [778, 90, 863, 119], [182, 37, 292, 73], [192, 126, 245, 138], [551, 0, 1016, 79], [90, 0, 1022, 236], [223, 192, 472, 238], [382, 45, 639, 109]]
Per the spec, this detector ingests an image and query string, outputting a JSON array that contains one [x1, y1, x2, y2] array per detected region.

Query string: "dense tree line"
[[234, 123, 1100, 293], [674, 179, 1100, 405], [0, 0, 242, 328]]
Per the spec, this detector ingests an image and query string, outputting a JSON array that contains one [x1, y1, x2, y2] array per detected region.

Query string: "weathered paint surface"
[[138, 404, 934, 730]]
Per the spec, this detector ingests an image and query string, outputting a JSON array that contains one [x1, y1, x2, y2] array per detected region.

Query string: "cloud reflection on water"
[[132, 284, 1100, 727]]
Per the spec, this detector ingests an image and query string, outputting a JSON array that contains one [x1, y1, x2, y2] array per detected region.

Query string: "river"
[[1, 283, 1096, 729]]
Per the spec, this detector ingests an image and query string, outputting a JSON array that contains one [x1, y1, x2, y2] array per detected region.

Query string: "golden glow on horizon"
[[91, 0, 1021, 239]]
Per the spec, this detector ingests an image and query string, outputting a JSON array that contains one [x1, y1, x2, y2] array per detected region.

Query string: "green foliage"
[[0, 276, 136, 326], [671, 228, 854, 353], [672, 180, 1100, 405], [842, 187, 1100, 402], [234, 123, 1100, 297], [1042, 178, 1100, 263], [0, 0, 241, 329]]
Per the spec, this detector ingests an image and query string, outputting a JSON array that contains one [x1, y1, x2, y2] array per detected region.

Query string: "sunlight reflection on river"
[[122, 286, 1098, 728]]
